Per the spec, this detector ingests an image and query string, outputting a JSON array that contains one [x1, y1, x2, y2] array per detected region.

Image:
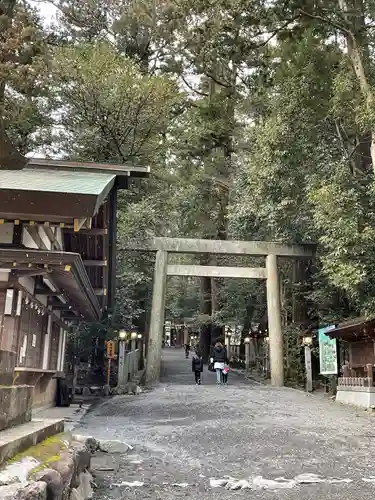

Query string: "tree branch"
[[348, 139, 371, 160], [253, 15, 301, 49], [205, 72, 231, 88], [180, 75, 208, 97], [299, 9, 353, 36]]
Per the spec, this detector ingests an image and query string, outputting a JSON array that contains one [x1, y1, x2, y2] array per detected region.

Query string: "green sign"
[[319, 325, 337, 375]]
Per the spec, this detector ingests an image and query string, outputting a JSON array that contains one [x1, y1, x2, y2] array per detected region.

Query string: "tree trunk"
[[337, 0, 375, 171], [292, 259, 311, 327], [209, 60, 235, 343]]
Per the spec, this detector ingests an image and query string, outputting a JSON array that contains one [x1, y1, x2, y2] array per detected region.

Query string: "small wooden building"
[[327, 316, 375, 407], [0, 158, 149, 407]]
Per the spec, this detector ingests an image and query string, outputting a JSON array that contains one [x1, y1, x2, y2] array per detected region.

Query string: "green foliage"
[[52, 0, 375, 344], [284, 325, 305, 385], [309, 168, 375, 313], [0, 0, 51, 152], [51, 42, 181, 164], [8, 0, 375, 382], [229, 17, 375, 327]]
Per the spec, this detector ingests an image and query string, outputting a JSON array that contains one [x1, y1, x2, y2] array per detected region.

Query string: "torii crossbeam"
[[121, 237, 315, 386]]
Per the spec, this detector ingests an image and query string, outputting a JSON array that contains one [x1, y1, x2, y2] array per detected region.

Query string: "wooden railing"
[[338, 363, 374, 387], [338, 377, 373, 387]]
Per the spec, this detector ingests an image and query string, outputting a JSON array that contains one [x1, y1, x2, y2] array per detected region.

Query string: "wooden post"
[[249, 338, 255, 372], [367, 363, 373, 386], [342, 364, 350, 377], [304, 345, 313, 392], [245, 342, 250, 372], [117, 341, 125, 386], [107, 358, 111, 386]]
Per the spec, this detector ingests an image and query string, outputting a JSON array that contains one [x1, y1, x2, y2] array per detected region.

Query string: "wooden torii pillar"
[[146, 250, 168, 386]]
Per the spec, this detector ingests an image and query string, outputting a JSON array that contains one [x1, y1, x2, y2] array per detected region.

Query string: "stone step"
[[0, 418, 64, 466]]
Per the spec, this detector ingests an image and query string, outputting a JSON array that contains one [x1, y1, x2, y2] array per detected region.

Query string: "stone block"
[[76, 472, 93, 500], [70, 442, 90, 485], [0, 385, 33, 431], [49, 451, 75, 499], [69, 472, 94, 500], [15, 481, 47, 500], [0, 431, 95, 500], [88, 387, 102, 396], [33, 377, 57, 409], [0, 483, 23, 499], [0, 350, 16, 385], [98, 440, 133, 454], [113, 383, 141, 396], [69, 488, 83, 500], [82, 388, 91, 398], [0, 418, 64, 466], [35, 468, 64, 500], [71, 436, 98, 454]]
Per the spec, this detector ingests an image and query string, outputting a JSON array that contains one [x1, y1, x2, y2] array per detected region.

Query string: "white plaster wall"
[[57, 329, 67, 371], [22, 229, 38, 249], [336, 390, 371, 408], [18, 276, 35, 295], [38, 227, 52, 250], [55, 228, 63, 249], [42, 315, 52, 370], [57, 327, 63, 371], [0, 223, 13, 243], [35, 294, 47, 306]]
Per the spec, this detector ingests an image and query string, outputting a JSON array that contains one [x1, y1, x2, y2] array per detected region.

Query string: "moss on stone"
[[5, 433, 69, 478], [28, 455, 62, 477]]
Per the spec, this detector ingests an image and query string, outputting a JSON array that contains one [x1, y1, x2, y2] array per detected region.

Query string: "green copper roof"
[[0, 168, 116, 195]]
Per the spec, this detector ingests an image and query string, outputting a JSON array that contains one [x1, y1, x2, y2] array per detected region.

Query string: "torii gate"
[[123, 237, 315, 386]]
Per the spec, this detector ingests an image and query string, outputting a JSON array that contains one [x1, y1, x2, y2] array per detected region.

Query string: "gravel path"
[[77, 348, 375, 499]]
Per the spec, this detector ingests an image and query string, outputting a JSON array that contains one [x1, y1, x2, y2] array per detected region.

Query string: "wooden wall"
[[350, 340, 375, 367], [18, 303, 46, 368]]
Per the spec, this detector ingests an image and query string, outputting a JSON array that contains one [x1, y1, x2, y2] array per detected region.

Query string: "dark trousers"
[[194, 371, 201, 383], [222, 372, 228, 384]]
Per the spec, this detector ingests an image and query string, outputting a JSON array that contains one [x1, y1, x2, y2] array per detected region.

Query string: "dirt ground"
[[76, 348, 375, 500]]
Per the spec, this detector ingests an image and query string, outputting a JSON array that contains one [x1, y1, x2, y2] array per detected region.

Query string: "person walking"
[[191, 348, 204, 385], [184, 343, 190, 358], [211, 341, 228, 385], [222, 365, 230, 385]]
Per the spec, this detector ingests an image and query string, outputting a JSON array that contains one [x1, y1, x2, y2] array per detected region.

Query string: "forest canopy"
[[2, 0, 375, 350]]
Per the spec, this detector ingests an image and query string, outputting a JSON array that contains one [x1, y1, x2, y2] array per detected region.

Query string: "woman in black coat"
[[211, 342, 228, 384], [191, 349, 204, 385]]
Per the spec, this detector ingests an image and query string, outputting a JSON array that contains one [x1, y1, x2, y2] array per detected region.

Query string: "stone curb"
[[0, 434, 134, 499], [72, 435, 133, 454], [0, 437, 96, 500], [230, 368, 263, 385], [231, 368, 329, 400]]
